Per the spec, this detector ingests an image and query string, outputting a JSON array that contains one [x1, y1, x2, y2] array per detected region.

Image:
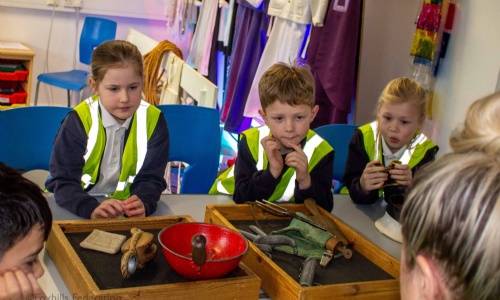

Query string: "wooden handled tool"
[[304, 199, 352, 260], [255, 200, 327, 231]]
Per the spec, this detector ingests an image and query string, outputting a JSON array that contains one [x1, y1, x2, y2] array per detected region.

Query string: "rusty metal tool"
[[299, 257, 317, 287], [255, 200, 327, 231]]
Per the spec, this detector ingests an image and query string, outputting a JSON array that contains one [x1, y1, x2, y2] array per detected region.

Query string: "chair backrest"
[[0, 106, 72, 172], [80, 17, 117, 65], [156, 104, 221, 194], [314, 124, 359, 191], [126, 27, 159, 55], [180, 63, 218, 108]]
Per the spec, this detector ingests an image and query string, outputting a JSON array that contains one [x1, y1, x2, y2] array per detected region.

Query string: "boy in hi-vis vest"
[[210, 62, 334, 212]]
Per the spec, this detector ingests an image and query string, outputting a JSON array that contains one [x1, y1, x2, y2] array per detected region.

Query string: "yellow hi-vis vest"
[[75, 96, 161, 200], [340, 121, 437, 195], [209, 126, 333, 202]]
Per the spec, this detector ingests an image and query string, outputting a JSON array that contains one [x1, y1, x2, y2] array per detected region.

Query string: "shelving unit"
[[0, 42, 35, 110]]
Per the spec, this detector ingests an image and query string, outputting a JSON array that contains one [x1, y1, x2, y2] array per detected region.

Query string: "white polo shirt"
[[381, 138, 406, 167], [88, 105, 132, 196]]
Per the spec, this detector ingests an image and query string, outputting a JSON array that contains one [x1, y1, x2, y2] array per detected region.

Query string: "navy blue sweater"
[[343, 129, 438, 205], [46, 110, 169, 218], [233, 134, 334, 212]]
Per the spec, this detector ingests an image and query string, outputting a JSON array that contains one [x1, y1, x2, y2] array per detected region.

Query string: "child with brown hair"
[[210, 62, 334, 211], [343, 77, 439, 205], [46, 40, 169, 219]]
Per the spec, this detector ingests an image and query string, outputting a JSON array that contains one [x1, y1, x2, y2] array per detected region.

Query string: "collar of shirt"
[[381, 138, 406, 167], [99, 102, 133, 130]]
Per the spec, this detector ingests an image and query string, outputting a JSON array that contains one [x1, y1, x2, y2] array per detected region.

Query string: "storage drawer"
[[0, 82, 26, 104], [0, 69, 29, 81]]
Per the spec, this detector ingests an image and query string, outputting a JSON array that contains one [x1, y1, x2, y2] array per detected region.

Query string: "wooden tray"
[[204, 204, 400, 299], [46, 215, 261, 300]]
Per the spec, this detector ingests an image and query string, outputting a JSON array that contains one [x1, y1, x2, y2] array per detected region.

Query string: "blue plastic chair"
[[0, 106, 71, 171], [156, 104, 221, 194], [34, 17, 117, 107], [314, 124, 359, 193]]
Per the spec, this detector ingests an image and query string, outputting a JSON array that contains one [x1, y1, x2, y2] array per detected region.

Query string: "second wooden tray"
[[204, 204, 400, 299]]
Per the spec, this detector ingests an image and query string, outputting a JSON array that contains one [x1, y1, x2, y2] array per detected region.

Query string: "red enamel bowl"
[[158, 222, 248, 280]]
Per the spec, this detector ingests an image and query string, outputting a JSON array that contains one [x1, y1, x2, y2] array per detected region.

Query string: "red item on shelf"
[[0, 82, 27, 104], [0, 69, 29, 81], [444, 3, 456, 31]]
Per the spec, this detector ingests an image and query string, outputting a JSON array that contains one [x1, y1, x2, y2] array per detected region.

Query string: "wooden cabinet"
[[0, 42, 35, 110]]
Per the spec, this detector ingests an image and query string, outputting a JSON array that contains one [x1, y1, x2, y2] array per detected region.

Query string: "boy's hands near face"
[[0, 269, 45, 300], [261, 135, 284, 178], [285, 143, 311, 189]]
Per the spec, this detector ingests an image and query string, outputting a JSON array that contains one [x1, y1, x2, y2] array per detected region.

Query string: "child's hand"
[[123, 195, 146, 217], [0, 269, 45, 300], [388, 163, 412, 187], [284, 143, 311, 189], [360, 160, 388, 192], [261, 136, 284, 178], [91, 199, 125, 219]]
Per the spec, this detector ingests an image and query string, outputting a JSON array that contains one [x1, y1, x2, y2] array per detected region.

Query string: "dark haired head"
[[0, 162, 52, 259]]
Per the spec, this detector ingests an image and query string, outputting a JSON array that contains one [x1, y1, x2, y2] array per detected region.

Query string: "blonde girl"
[[343, 77, 438, 204]]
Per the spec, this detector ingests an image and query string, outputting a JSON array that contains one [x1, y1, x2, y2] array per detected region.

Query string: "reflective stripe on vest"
[[214, 127, 271, 195], [84, 98, 100, 162], [358, 121, 436, 197], [114, 102, 149, 193], [78, 97, 105, 189], [77, 98, 155, 198], [277, 134, 323, 201], [214, 127, 331, 201], [256, 126, 270, 170], [216, 164, 235, 194], [368, 121, 431, 167]]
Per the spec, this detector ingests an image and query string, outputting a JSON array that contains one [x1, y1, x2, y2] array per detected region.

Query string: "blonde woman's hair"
[[376, 77, 427, 123], [258, 62, 315, 111], [449, 91, 500, 155], [401, 152, 500, 300]]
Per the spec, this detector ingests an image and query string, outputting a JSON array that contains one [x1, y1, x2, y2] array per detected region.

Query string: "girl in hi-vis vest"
[[46, 40, 169, 219], [343, 77, 439, 205]]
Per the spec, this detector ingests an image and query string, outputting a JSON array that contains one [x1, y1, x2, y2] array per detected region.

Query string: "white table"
[[40, 193, 401, 297]]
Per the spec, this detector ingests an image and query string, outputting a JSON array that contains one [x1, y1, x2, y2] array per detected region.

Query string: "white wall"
[[356, 0, 419, 125], [357, 0, 500, 155], [428, 0, 500, 155], [1, 1, 499, 155], [0, 6, 187, 107]]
